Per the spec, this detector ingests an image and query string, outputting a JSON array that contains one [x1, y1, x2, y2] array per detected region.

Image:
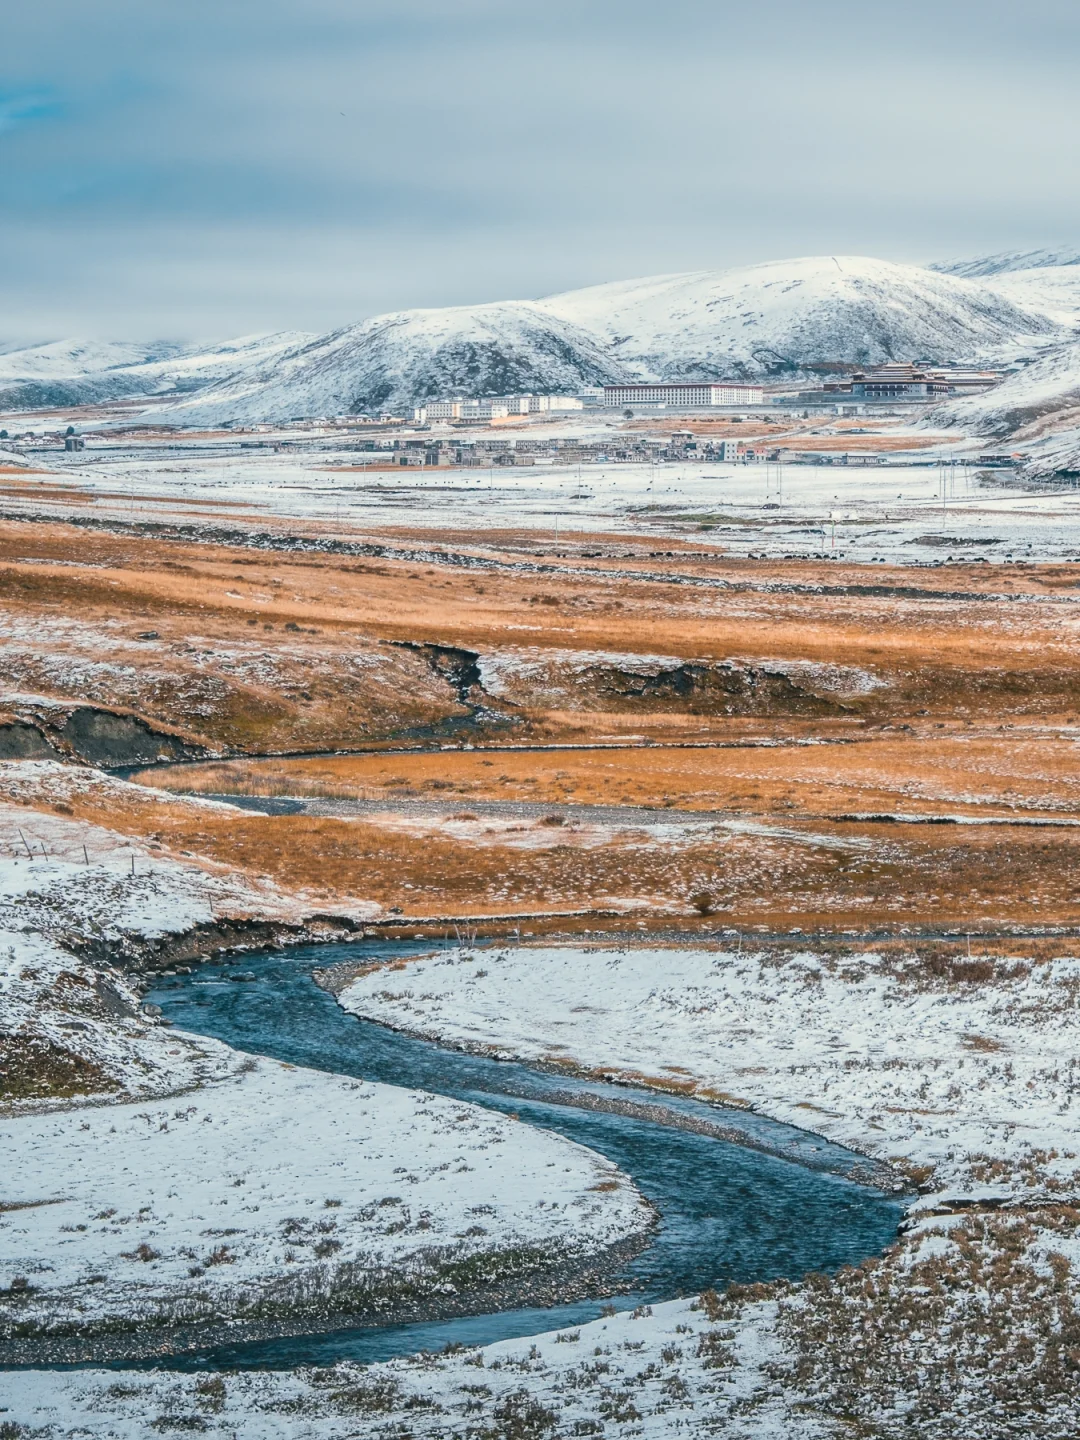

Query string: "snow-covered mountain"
[[4, 252, 1076, 428], [148, 304, 630, 427], [932, 249, 1080, 278], [535, 256, 1061, 381], [148, 255, 1065, 428], [935, 340, 1080, 438], [0, 333, 312, 411]]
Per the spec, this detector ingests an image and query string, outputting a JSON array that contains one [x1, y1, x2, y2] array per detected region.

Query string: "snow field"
[[19, 439, 1080, 561], [338, 944, 1080, 1203], [2, 1058, 650, 1337], [0, 1293, 817, 1439]]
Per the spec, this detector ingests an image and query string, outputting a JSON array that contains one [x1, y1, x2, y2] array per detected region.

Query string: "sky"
[[2, 0, 1079, 340]]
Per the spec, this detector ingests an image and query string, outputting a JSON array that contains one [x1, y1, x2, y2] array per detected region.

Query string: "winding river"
[[141, 938, 905, 1371]]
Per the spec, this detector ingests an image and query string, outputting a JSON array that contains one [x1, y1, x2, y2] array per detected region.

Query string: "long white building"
[[412, 394, 585, 422], [603, 381, 764, 407]]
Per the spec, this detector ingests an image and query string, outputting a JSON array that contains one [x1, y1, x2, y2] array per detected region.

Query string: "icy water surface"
[[147, 940, 904, 1369]]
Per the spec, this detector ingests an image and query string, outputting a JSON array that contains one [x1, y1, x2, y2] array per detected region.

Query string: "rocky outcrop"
[[0, 703, 212, 769]]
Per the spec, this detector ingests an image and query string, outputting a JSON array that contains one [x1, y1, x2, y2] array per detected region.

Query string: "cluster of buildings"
[[412, 380, 767, 424], [354, 433, 744, 468], [412, 394, 586, 422], [408, 363, 1001, 427], [815, 362, 1004, 405]]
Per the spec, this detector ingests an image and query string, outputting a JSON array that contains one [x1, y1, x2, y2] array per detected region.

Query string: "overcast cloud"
[[2, 0, 1078, 339]]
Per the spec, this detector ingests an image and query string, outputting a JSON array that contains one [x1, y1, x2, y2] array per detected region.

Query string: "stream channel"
[[143, 938, 906, 1372]]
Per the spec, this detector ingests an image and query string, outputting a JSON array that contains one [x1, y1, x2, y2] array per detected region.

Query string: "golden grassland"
[[149, 728, 1080, 820], [0, 515, 1077, 932]]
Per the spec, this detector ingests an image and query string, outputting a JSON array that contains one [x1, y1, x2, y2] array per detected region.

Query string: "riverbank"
[[3, 1059, 652, 1358], [0, 784, 656, 1361], [4, 762, 1079, 1433], [334, 941, 1080, 1205], [12, 1213, 1080, 1440]]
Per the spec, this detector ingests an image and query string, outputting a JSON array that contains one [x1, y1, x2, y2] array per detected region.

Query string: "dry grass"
[[0, 518, 1077, 929], [777, 1208, 1080, 1437], [32, 770, 1080, 931], [146, 729, 1080, 821], [2, 519, 1080, 758]]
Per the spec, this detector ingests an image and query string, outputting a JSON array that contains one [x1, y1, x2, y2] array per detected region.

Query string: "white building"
[[527, 395, 583, 413], [603, 382, 764, 408], [413, 394, 584, 423], [413, 401, 464, 421]]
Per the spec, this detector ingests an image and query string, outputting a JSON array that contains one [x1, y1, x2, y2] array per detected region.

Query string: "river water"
[[146, 939, 904, 1370]]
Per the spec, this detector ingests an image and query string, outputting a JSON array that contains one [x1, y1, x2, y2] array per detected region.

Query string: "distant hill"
[[932, 249, 1080, 278], [2, 252, 1076, 426], [149, 255, 1063, 427], [0, 333, 313, 411], [148, 305, 630, 427], [536, 255, 1059, 381]]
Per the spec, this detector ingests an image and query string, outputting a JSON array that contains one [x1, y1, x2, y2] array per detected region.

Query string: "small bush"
[[330, 1378, 401, 1413], [122, 1244, 159, 1263], [490, 1388, 558, 1438]]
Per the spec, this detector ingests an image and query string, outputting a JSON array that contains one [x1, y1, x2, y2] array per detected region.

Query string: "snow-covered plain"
[[0, 769, 649, 1346], [11, 436, 1080, 563], [4, 1059, 648, 1339], [337, 944, 1080, 1205]]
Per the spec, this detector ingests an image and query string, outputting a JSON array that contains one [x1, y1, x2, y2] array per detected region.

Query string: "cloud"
[[0, 89, 61, 136], [0, 1, 1079, 339]]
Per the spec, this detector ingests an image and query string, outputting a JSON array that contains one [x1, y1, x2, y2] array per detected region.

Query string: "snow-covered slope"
[[981, 268, 1080, 327], [932, 339, 1080, 475], [931, 251, 1080, 326], [935, 339, 1080, 438], [932, 248, 1080, 278], [535, 255, 1062, 381], [148, 304, 630, 426], [0, 339, 183, 379], [146, 256, 1065, 426], [0, 333, 313, 410]]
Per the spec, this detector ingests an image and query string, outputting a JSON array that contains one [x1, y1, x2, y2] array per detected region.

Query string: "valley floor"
[[1, 488, 1078, 1435]]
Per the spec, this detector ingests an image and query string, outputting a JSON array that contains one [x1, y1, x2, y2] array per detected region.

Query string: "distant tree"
[[623, 408, 634, 420], [66, 425, 75, 436], [0, 430, 7, 439]]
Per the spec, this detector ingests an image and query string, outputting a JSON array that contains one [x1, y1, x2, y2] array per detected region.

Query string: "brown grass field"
[[0, 514, 1078, 933]]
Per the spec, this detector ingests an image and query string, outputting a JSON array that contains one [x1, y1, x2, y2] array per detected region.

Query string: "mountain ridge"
[[0, 252, 1074, 425]]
